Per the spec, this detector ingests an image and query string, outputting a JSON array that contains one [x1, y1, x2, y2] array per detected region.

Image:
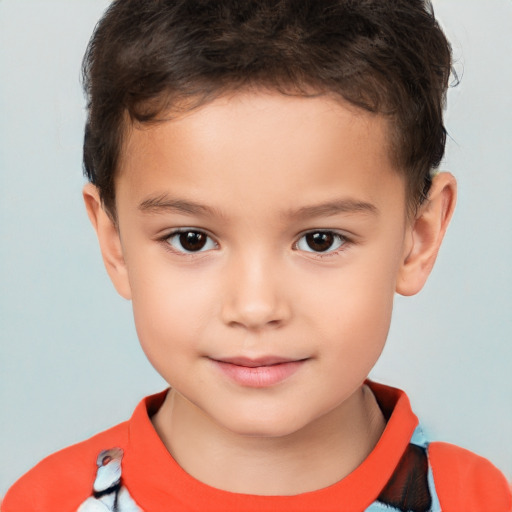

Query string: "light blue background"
[[1, 0, 511, 495]]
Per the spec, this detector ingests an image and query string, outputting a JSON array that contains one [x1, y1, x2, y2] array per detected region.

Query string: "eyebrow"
[[138, 194, 222, 217], [138, 194, 378, 219], [287, 199, 379, 219]]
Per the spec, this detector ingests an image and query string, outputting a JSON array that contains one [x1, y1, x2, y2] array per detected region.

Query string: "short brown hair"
[[82, 0, 453, 217]]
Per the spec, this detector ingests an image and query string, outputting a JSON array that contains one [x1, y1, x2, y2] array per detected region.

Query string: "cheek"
[[127, 254, 226, 384], [312, 285, 393, 390], [319, 286, 393, 355], [128, 258, 216, 365], [305, 250, 399, 354]]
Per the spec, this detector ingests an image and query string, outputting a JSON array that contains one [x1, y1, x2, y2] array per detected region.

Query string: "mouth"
[[216, 356, 305, 368], [210, 356, 308, 388]]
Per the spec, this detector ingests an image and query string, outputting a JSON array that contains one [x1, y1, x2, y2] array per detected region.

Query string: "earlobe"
[[83, 184, 132, 300], [396, 172, 457, 296]]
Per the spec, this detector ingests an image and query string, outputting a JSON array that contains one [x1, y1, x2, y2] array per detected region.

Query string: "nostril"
[[220, 263, 291, 329], [224, 306, 289, 330]]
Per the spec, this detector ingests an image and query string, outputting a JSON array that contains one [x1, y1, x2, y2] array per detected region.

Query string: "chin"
[[216, 408, 311, 439]]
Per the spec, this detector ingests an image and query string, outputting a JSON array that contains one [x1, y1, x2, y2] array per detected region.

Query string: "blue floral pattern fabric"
[[77, 448, 143, 512], [365, 426, 441, 512]]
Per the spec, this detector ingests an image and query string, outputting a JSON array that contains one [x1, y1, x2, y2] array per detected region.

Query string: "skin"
[[84, 92, 456, 495]]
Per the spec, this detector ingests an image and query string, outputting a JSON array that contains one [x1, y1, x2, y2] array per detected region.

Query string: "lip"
[[210, 356, 307, 388]]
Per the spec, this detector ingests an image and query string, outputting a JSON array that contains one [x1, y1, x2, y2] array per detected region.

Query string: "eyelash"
[[162, 228, 218, 255], [159, 229, 351, 257], [294, 230, 349, 258]]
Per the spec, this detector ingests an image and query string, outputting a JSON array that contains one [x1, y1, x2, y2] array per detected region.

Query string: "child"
[[3, 0, 511, 511]]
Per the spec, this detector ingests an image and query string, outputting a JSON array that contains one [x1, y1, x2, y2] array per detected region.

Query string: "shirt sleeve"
[[429, 441, 512, 512]]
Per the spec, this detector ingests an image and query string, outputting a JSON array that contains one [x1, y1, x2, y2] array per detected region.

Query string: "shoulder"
[[2, 421, 129, 512], [429, 441, 512, 512]]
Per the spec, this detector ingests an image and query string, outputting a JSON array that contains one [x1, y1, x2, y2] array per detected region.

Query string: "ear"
[[396, 172, 457, 296], [83, 184, 132, 299]]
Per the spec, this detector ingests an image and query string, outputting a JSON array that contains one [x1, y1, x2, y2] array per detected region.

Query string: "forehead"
[[116, 92, 405, 217]]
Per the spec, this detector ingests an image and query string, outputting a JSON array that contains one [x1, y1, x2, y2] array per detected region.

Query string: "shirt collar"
[[122, 381, 418, 511]]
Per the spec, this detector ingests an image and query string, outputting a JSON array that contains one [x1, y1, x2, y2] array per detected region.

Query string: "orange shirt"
[[3, 382, 511, 512]]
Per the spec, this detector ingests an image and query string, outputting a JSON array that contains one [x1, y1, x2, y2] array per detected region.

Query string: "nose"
[[220, 251, 291, 330]]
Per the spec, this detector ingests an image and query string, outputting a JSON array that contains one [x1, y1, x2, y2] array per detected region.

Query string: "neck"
[[152, 385, 385, 495]]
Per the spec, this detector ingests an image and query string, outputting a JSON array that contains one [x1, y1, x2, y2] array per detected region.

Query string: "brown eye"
[[167, 230, 216, 253], [180, 231, 207, 251], [296, 231, 345, 253], [306, 232, 333, 252]]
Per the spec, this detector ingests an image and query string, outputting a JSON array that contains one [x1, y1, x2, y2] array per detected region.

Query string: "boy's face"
[[107, 93, 413, 436]]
